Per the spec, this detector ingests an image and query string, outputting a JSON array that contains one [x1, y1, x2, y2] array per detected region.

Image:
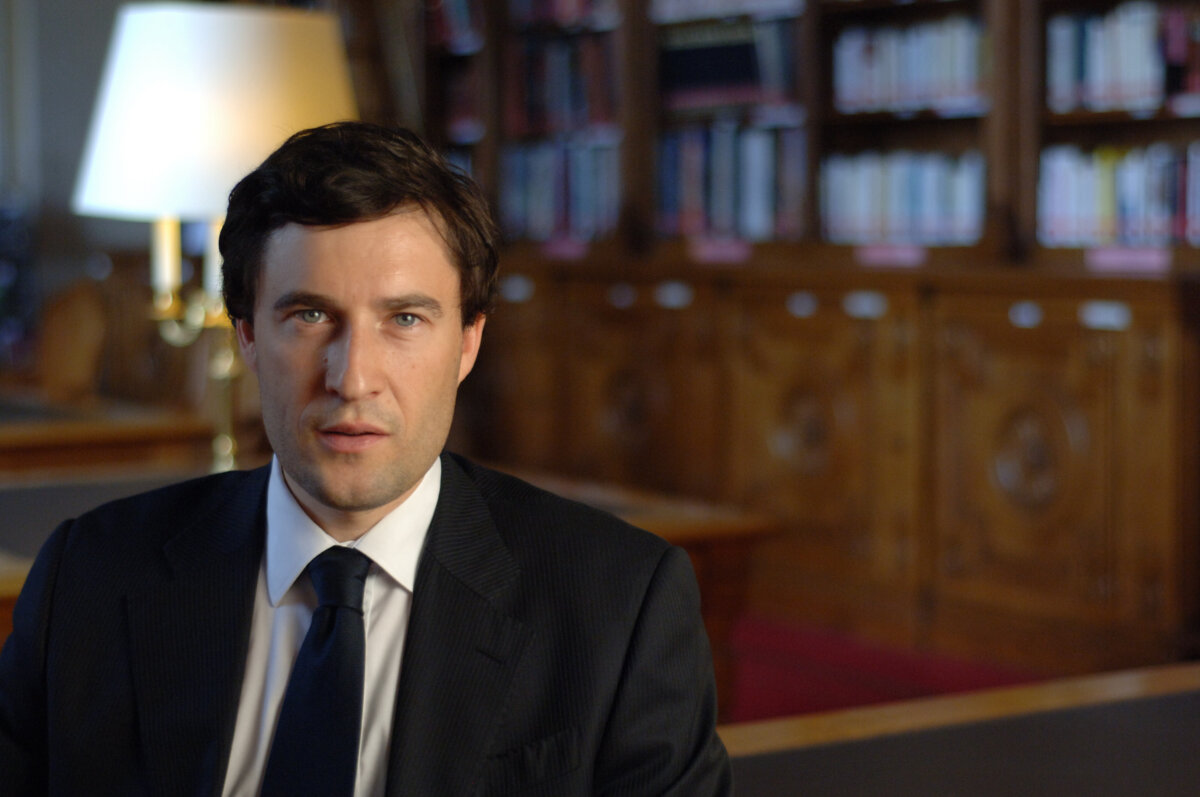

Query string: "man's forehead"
[[254, 211, 463, 311], [262, 208, 454, 265]]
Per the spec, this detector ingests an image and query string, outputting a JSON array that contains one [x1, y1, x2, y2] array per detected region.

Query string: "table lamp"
[[73, 1, 358, 469]]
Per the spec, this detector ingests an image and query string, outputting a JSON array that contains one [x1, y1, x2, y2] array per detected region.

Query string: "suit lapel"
[[125, 467, 269, 797], [386, 456, 531, 796]]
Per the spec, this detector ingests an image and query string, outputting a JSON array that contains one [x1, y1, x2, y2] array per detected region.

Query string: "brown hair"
[[220, 121, 499, 325]]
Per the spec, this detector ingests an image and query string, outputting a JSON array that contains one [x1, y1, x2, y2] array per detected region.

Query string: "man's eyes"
[[393, 313, 420, 328], [296, 308, 327, 324], [288, 309, 423, 327]]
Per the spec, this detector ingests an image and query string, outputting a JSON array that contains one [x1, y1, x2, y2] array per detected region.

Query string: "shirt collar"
[[265, 455, 441, 605]]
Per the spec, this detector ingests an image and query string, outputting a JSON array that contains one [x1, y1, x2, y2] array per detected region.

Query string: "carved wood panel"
[[1107, 298, 1181, 631], [932, 293, 1132, 621], [453, 269, 563, 469], [726, 284, 921, 587], [559, 278, 721, 497]]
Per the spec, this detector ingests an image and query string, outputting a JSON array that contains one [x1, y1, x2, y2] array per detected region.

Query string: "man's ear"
[[457, 314, 486, 385], [234, 318, 258, 374]]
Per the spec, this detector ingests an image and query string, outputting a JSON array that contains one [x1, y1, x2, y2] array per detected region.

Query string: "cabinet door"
[[727, 283, 921, 636], [1109, 295, 1186, 633], [453, 270, 563, 470], [560, 277, 721, 497], [930, 289, 1183, 664]]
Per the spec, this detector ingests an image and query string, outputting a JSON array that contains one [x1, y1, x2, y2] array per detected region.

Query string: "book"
[[679, 125, 709, 236], [708, 117, 739, 237], [1187, 141, 1200, 245], [775, 126, 807, 240], [737, 126, 775, 242], [822, 149, 985, 245], [832, 15, 985, 115], [659, 19, 767, 111], [429, 0, 484, 55], [650, 0, 804, 25], [657, 132, 682, 236], [1046, 14, 1080, 113]]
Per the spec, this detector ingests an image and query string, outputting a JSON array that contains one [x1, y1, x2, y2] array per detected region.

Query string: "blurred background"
[[3, 0, 1200, 725]]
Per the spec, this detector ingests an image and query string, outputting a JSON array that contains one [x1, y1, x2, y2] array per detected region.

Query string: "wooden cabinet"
[[421, 0, 1200, 676], [933, 293, 1119, 620], [458, 264, 1200, 675], [453, 264, 565, 470], [725, 274, 923, 644], [559, 274, 723, 497], [927, 275, 1200, 671]]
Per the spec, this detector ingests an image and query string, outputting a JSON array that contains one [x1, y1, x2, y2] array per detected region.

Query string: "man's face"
[[236, 209, 484, 538]]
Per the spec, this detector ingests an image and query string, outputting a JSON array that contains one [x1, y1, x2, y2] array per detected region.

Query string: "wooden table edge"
[[718, 661, 1200, 757]]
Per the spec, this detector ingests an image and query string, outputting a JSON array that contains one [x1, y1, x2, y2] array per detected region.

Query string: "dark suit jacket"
[[0, 454, 731, 796]]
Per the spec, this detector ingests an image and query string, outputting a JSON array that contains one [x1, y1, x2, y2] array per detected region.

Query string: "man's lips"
[[316, 422, 389, 453]]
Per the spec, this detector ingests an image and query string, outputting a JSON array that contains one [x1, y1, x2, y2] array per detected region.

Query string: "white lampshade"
[[73, 2, 358, 221]]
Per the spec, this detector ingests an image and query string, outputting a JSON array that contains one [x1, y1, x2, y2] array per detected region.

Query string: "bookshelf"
[[423, 0, 1016, 259], [490, 1, 639, 253], [816, 0, 1001, 250], [426, 0, 1200, 678], [1018, 0, 1200, 261], [653, 4, 809, 249]]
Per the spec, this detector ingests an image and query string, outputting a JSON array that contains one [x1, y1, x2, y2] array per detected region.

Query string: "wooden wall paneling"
[[981, 0, 1021, 256], [729, 279, 922, 645], [615, 0, 657, 250], [1108, 288, 1183, 634], [1014, 0, 1044, 256], [414, 0, 1200, 678], [559, 275, 722, 497], [931, 292, 1114, 621], [451, 268, 564, 470], [1175, 281, 1200, 658], [926, 283, 1191, 672]]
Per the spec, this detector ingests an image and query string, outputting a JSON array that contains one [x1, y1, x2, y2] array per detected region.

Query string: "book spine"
[[737, 127, 776, 242]]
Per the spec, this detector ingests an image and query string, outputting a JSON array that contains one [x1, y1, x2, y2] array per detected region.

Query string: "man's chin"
[[309, 482, 401, 515]]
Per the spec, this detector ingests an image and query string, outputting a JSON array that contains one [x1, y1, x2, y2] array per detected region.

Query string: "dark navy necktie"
[[261, 546, 372, 797]]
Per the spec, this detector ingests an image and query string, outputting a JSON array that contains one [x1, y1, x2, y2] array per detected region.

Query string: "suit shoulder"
[[65, 467, 267, 547], [447, 455, 670, 558], [80, 467, 262, 518]]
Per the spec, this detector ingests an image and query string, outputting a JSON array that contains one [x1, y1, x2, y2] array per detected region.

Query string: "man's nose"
[[324, 325, 381, 399]]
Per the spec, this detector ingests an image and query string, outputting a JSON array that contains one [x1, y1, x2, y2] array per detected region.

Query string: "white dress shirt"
[[221, 456, 440, 797]]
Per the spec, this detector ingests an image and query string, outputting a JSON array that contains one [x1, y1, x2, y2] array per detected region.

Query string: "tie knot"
[[308, 546, 371, 611]]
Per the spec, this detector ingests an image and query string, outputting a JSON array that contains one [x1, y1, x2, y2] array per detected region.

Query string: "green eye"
[[298, 309, 325, 323], [394, 313, 419, 327]]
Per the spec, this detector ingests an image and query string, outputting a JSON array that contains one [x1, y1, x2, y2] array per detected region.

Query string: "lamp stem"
[[203, 216, 225, 300], [151, 216, 182, 301]]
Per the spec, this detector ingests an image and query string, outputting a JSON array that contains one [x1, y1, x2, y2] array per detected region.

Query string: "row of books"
[[832, 14, 987, 116], [820, 150, 985, 246], [657, 120, 807, 242], [498, 133, 623, 243], [507, 0, 620, 29], [504, 32, 619, 138], [650, 0, 804, 24], [428, 0, 485, 55], [1038, 142, 1200, 247], [659, 17, 796, 113], [442, 58, 486, 145], [1045, 2, 1200, 115]]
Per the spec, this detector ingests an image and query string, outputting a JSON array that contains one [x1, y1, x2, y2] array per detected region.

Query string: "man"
[[0, 122, 732, 795]]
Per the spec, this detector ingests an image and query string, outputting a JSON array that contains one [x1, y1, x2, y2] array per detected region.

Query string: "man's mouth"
[[317, 422, 388, 452]]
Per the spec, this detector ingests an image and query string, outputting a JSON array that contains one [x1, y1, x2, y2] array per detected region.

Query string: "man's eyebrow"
[[273, 291, 330, 312], [270, 292, 446, 317], [381, 294, 445, 317]]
